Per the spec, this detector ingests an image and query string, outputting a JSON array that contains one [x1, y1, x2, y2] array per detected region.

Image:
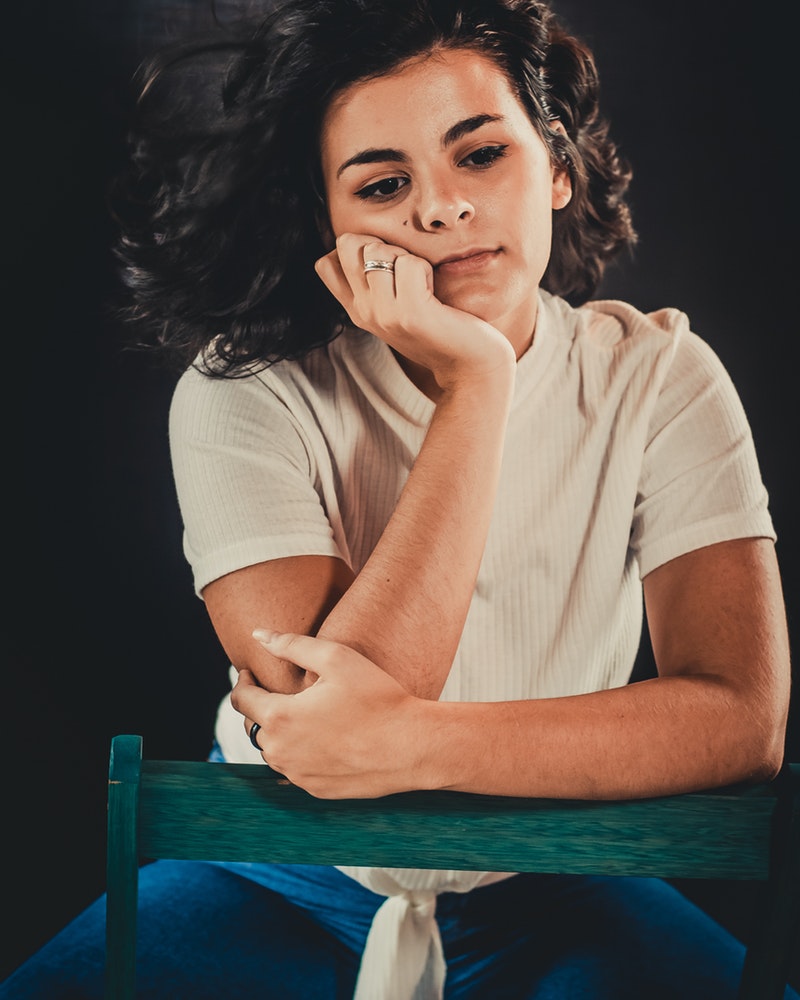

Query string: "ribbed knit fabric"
[[169, 290, 775, 998]]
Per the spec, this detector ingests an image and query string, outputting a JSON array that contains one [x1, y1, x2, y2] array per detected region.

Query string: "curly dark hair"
[[111, 0, 636, 376]]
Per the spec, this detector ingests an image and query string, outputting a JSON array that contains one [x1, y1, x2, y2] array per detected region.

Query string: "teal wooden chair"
[[105, 734, 799, 999]]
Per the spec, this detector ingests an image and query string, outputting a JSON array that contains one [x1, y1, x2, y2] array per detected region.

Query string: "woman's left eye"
[[459, 144, 509, 168]]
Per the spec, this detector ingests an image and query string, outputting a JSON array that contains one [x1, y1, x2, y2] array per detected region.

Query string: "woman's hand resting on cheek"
[[315, 233, 515, 392], [231, 629, 429, 799]]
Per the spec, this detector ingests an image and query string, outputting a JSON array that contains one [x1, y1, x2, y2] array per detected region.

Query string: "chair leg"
[[105, 735, 143, 1000], [737, 765, 800, 1000]]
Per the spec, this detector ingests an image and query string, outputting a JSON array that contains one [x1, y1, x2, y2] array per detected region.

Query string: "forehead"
[[319, 48, 532, 165]]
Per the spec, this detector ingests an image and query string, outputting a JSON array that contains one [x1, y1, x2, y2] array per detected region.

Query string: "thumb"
[[252, 629, 356, 680]]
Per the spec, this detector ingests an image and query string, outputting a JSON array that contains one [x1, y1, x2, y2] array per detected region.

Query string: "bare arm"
[[204, 370, 512, 698], [416, 537, 791, 798], [204, 233, 516, 698], [232, 537, 791, 798]]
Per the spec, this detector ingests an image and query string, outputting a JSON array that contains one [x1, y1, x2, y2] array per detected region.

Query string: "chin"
[[438, 289, 510, 326]]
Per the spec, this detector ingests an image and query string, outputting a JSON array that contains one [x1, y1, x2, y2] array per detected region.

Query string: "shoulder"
[[535, 293, 748, 436], [539, 291, 691, 363], [169, 333, 350, 418], [574, 296, 728, 371], [168, 327, 403, 449], [562, 294, 735, 393], [575, 297, 689, 351], [537, 291, 717, 394]]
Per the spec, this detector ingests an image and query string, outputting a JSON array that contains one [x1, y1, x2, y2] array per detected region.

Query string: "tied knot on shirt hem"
[[352, 888, 443, 1000], [339, 867, 516, 1000]]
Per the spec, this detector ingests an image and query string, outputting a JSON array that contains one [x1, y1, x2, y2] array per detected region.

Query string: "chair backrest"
[[105, 734, 799, 1000]]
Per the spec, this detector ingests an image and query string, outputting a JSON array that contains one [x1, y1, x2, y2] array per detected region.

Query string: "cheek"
[[516, 184, 556, 245], [327, 201, 412, 251], [325, 202, 354, 239], [325, 192, 378, 240]]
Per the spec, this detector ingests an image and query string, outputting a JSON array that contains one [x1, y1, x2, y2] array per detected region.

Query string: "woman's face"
[[319, 47, 571, 353]]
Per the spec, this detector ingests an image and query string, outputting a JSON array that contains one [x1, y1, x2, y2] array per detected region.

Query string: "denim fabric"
[[4, 858, 799, 999]]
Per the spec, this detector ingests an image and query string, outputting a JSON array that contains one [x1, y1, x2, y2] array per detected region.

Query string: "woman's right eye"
[[355, 176, 409, 201]]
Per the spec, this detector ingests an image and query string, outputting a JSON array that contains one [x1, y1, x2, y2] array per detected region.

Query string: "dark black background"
[[3, 0, 798, 987]]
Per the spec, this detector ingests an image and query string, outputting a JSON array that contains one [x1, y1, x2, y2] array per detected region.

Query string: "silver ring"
[[249, 722, 263, 751], [363, 259, 395, 274]]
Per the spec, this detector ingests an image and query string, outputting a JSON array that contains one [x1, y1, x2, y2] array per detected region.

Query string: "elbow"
[[755, 719, 789, 780], [736, 703, 789, 785], [712, 679, 789, 788], [745, 745, 785, 784]]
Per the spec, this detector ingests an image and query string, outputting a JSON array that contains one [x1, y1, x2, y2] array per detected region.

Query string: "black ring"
[[249, 722, 263, 751]]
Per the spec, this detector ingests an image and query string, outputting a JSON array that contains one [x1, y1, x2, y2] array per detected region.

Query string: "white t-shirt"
[[169, 290, 775, 999]]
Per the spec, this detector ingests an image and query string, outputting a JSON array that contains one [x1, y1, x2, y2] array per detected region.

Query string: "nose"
[[416, 178, 474, 231]]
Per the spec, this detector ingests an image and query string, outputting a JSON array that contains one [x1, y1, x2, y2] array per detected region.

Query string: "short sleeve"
[[631, 327, 774, 578], [169, 366, 344, 596]]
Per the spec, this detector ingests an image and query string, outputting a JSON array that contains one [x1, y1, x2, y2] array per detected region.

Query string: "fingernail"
[[252, 628, 280, 645]]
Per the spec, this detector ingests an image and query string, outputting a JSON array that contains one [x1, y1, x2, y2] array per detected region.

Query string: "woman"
[[3, 0, 793, 997]]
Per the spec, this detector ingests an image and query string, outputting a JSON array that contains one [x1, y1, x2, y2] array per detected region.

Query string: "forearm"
[[318, 364, 515, 699], [202, 362, 513, 699], [411, 673, 787, 799]]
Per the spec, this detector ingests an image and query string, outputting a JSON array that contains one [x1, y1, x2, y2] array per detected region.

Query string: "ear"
[[548, 119, 573, 211], [551, 167, 572, 211]]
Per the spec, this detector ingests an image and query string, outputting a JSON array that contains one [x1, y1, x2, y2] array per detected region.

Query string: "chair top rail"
[[109, 736, 798, 880], [138, 763, 787, 880]]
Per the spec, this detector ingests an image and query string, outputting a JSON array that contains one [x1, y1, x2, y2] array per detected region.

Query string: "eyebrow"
[[336, 147, 409, 179], [442, 113, 503, 147], [336, 113, 505, 178]]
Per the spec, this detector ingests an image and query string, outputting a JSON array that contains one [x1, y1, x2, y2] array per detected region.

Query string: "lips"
[[433, 248, 501, 274]]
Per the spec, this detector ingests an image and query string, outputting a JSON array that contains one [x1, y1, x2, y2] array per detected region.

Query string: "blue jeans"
[[3, 859, 799, 999]]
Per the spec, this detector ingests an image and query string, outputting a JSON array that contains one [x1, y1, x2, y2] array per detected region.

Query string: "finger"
[[336, 233, 407, 291], [360, 237, 410, 263], [241, 716, 280, 772], [252, 628, 363, 679], [230, 667, 285, 721], [233, 667, 260, 694], [392, 251, 434, 301], [314, 249, 354, 312], [334, 232, 373, 287], [242, 715, 262, 749], [362, 240, 397, 277], [362, 246, 406, 313]]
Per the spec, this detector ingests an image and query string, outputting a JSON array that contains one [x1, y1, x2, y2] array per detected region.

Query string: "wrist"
[[435, 338, 516, 397], [405, 698, 460, 792]]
